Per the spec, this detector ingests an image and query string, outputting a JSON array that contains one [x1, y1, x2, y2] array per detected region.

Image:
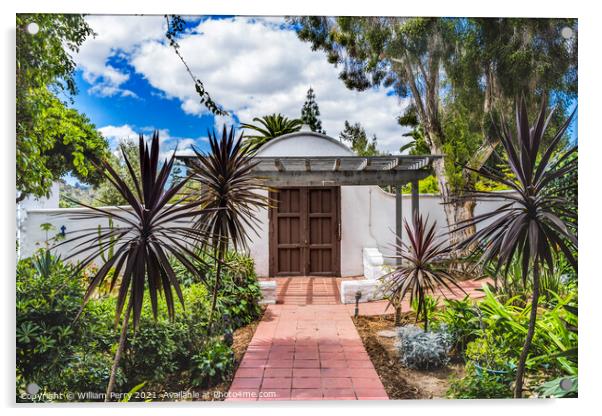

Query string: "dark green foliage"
[[16, 251, 120, 401], [16, 14, 110, 201], [241, 113, 302, 150], [435, 285, 578, 398], [448, 364, 513, 399], [432, 297, 480, 355], [16, 250, 262, 401], [122, 251, 260, 390], [381, 214, 464, 331], [122, 284, 210, 390], [301, 87, 325, 134], [339, 121, 380, 156], [209, 252, 262, 329], [191, 339, 234, 388], [173, 250, 263, 328]]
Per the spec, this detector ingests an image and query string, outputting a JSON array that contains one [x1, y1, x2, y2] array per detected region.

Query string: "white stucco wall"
[[16, 182, 60, 258], [19, 190, 513, 275], [17, 135, 512, 278]]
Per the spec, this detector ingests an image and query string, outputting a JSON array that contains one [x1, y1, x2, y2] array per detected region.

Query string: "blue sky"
[[70, 15, 410, 163]]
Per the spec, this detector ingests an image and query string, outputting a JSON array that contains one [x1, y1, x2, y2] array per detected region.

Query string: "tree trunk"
[[514, 262, 540, 398], [207, 239, 227, 334], [394, 303, 402, 326], [430, 155, 477, 246], [105, 305, 131, 402]]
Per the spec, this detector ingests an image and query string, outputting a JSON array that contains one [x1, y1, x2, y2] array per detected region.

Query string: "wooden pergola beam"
[[253, 169, 430, 187], [334, 158, 341, 171]]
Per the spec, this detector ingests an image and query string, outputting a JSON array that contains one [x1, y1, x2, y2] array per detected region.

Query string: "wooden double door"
[[269, 187, 341, 277]]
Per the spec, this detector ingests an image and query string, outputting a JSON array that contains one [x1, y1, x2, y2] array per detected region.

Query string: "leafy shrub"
[[433, 297, 480, 355], [396, 325, 452, 370], [17, 249, 263, 401], [465, 334, 515, 375], [434, 284, 578, 397], [447, 363, 513, 399], [121, 283, 210, 390], [100, 253, 260, 392], [16, 250, 119, 401], [191, 338, 234, 388], [537, 376, 578, 398], [176, 250, 263, 330], [434, 286, 577, 375]]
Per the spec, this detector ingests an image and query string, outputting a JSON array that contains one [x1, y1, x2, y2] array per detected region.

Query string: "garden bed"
[[192, 312, 262, 401], [354, 314, 464, 399]]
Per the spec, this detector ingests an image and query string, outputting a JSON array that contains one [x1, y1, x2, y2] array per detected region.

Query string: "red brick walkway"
[[226, 277, 487, 401], [227, 304, 387, 401]]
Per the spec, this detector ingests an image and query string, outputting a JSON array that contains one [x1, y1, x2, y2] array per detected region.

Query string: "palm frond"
[[380, 214, 465, 330], [55, 131, 211, 329]]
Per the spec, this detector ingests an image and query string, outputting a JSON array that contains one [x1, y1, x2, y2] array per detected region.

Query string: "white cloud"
[[80, 16, 411, 153], [98, 123, 206, 162], [97, 124, 138, 145], [75, 15, 166, 98]]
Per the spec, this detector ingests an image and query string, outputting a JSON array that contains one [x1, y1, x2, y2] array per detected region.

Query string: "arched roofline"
[[256, 131, 355, 156]]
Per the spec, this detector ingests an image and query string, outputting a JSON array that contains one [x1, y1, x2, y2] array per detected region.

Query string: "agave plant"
[[57, 131, 211, 399], [454, 96, 577, 397], [189, 126, 268, 331], [380, 214, 464, 331], [240, 113, 302, 150]]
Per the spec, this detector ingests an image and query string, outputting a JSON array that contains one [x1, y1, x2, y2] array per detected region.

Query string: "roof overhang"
[[176, 155, 440, 187]]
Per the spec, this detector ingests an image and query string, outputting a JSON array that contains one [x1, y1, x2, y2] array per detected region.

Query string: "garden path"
[[226, 277, 486, 401]]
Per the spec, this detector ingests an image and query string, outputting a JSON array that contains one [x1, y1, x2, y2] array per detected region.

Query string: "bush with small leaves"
[[447, 362, 513, 399], [396, 325, 452, 370], [16, 250, 119, 401], [191, 338, 234, 388]]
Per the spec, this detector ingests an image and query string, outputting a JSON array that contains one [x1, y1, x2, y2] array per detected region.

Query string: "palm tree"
[[188, 126, 268, 332], [380, 214, 464, 331], [57, 132, 211, 400], [240, 113, 302, 150], [454, 96, 577, 397]]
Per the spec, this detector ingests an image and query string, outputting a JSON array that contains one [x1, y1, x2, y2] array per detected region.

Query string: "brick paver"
[[227, 277, 488, 401], [226, 303, 388, 401]]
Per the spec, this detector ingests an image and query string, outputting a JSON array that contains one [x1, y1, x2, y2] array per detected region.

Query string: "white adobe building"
[[18, 129, 507, 304]]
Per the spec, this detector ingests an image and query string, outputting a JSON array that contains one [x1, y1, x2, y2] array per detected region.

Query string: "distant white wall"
[[19, 190, 512, 277], [17, 182, 60, 258]]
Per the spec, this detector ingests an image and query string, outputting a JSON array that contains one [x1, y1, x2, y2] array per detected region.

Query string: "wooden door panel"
[[271, 188, 303, 276], [270, 187, 340, 277], [307, 188, 338, 276]]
